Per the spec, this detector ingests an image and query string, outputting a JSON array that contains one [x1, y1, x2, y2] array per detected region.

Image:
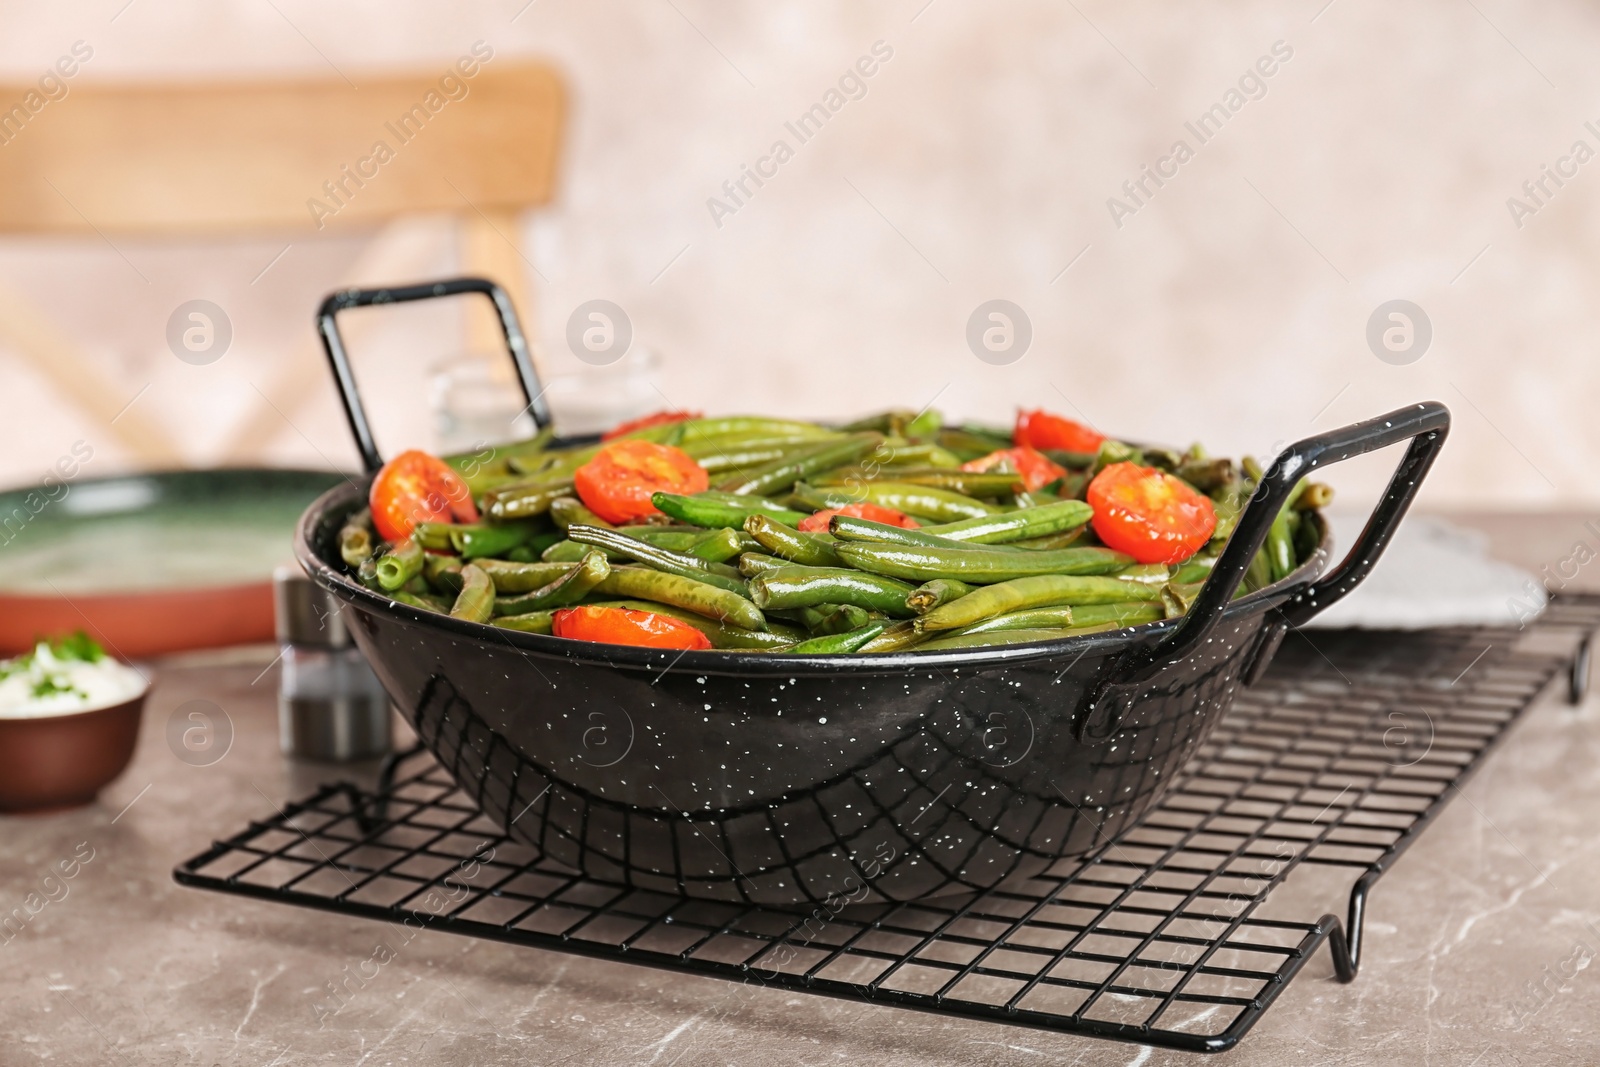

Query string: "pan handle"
[[315, 277, 549, 474], [1076, 401, 1451, 744]]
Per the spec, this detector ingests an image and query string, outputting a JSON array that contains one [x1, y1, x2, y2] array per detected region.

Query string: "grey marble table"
[[4, 512, 1599, 1066]]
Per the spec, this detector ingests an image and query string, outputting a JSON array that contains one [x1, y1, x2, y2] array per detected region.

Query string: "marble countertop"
[[5, 512, 1600, 1066]]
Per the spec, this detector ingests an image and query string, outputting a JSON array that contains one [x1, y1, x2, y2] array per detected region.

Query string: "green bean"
[[1009, 526, 1089, 551], [1115, 564, 1172, 586], [494, 551, 611, 615], [449, 564, 495, 623], [836, 542, 1134, 585], [1171, 554, 1217, 585], [420, 554, 461, 594], [921, 500, 1094, 544], [1296, 482, 1335, 510], [916, 574, 1161, 631], [1175, 457, 1236, 492], [743, 514, 843, 568], [749, 566, 918, 618], [593, 567, 766, 631], [738, 552, 788, 578], [1244, 550, 1273, 593], [717, 433, 883, 497], [357, 558, 382, 590], [685, 439, 828, 473], [827, 515, 976, 549], [680, 416, 835, 442], [915, 627, 1080, 651], [591, 599, 804, 649], [483, 479, 574, 521], [792, 481, 1000, 523], [391, 590, 450, 613], [797, 603, 873, 635], [339, 509, 374, 567], [1040, 449, 1099, 470], [652, 491, 808, 529], [958, 601, 1164, 635], [474, 558, 576, 593], [566, 525, 748, 596], [838, 410, 910, 434], [1161, 581, 1205, 619], [550, 496, 613, 531], [450, 520, 542, 560], [1092, 440, 1143, 474], [906, 578, 975, 615], [783, 624, 885, 655], [682, 527, 751, 564], [814, 467, 1015, 496], [937, 427, 1011, 460], [492, 610, 555, 634], [374, 537, 424, 591], [412, 523, 456, 551], [857, 619, 930, 653]]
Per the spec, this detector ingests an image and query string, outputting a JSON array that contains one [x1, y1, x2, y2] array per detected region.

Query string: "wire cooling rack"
[[175, 594, 1599, 1053]]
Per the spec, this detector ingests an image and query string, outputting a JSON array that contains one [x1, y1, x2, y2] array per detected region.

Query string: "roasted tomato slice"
[[601, 409, 701, 441], [799, 502, 921, 533], [552, 605, 712, 650], [574, 439, 709, 524], [1086, 461, 1217, 565], [960, 446, 1068, 492], [1014, 409, 1106, 454], [369, 449, 479, 542]]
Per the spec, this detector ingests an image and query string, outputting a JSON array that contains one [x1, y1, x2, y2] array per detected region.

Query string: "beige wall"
[[1, 0, 1595, 508]]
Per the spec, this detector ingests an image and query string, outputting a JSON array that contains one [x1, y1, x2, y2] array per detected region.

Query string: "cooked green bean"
[[652, 491, 809, 529], [474, 558, 575, 593], [566, 524, 748, 596], [446, 520, 541, 560], [915, 627, 1078, 651], [743, 514, 843, 567], [920, 500, 1094, 544], [482, 478, 574, 521], [374, 537, 424, 592], [814, 467, 1018, 496], [1171, 554, 1217, 585], [958, 601, 1164, 635], [494, 551, 610, 615], [797, 603, 873, 635], [856, 619, 930, 653], [749, 566, 918, 618], [836, 542, 1134, 585], [792, 481, 1000, 523], [391, 590, 450, 613], [738, 552, 788, 578], [550, 496, 613, 531], [421, 553, 462, 594], [339, 509, 374, 567], [906, 578, 975, 615], [411, 523, 456, 551], [680, 416, 835, 442], [717, 433, 883, 497], [450, 564, 495, 623], [784, 624, 885, 655], [493, 610, 555, 634], [357, 558, 382, 591], [1296, 482, 1335, 510], [916, 575, 1162, 632], [593, 567, 766, 631]]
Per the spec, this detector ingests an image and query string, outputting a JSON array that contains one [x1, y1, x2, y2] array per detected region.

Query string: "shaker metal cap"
[[273, 565, 353, 648]]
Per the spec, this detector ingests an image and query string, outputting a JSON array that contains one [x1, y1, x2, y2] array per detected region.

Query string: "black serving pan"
[[296, 278, 1450, 906]]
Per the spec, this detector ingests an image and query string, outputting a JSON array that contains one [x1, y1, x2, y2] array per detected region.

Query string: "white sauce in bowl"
[[0, 642, 148, 718]]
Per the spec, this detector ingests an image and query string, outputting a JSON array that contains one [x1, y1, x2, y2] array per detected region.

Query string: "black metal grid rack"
[[175, 594, 1600, 1053]]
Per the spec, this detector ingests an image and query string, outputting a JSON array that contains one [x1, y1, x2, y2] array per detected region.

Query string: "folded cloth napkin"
[[1300, 513, 1546, 630]]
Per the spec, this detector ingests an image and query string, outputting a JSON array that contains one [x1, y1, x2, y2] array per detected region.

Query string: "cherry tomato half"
[[369, 449, 479, 542], [960, 446, 1068, 493], [799, 502, 921, 533], [552, 605, 712, 650], [574, 439, 709, 524], [1014, 409, 1106, 454], [601, 409, 702, 441], [1086, 461, 1217, 565]]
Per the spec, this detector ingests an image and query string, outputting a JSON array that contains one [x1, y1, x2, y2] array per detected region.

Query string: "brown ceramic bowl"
[[0, 689, 148, 814]]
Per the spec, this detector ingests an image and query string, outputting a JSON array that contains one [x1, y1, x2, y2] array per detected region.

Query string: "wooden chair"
[[0, 62, 564, 464]]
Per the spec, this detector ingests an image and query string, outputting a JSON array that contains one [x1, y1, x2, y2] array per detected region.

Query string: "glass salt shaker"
[[273, 566, 392, 761]]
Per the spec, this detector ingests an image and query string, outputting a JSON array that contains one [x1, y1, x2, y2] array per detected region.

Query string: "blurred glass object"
[[430, 354, 539, 454], [274, 566, 392, 762], [544, 347, 662, 437]]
